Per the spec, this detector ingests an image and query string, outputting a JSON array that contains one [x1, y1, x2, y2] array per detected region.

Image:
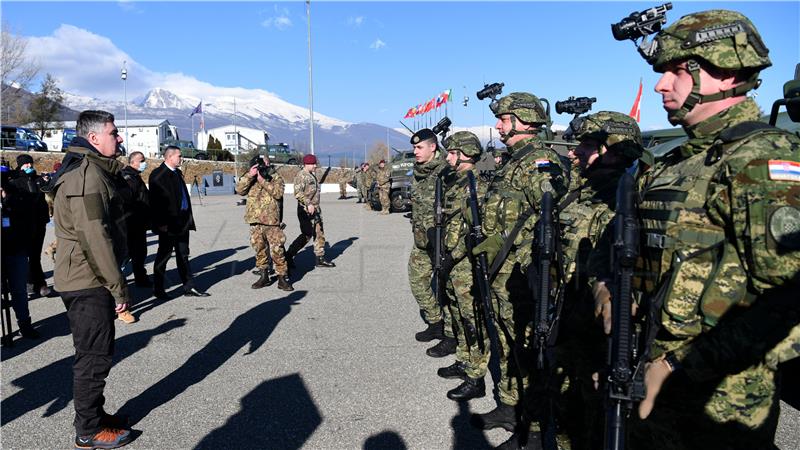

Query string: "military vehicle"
[[160, 139, 233, 161], [368, 148, 414, 212], [256, 143, 303, 165]]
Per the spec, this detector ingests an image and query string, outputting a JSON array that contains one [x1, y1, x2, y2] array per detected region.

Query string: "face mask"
[[138, 162, 147, 172], [23, 167, 34, 174]]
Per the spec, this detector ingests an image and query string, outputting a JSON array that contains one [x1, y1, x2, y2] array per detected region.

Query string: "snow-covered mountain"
[[61, 88, 407, 158]]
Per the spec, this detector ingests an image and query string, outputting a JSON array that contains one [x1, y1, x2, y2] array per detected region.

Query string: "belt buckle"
[[647, 232, 667, 249]]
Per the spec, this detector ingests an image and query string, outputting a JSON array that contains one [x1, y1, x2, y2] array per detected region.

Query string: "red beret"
[[303, 154, 317, 165]]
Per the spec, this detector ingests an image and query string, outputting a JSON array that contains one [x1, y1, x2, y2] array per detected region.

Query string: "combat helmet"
[[445, 131, 483, 171], [493, 92, 548, 125], [572, 111, 644, 160], [646, 10, 771, 122]]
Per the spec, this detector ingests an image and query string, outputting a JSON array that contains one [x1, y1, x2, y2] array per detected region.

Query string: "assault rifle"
[[432, 175, 448, 309], [466, 171, 495, 352], [532, 191, 558, 370], [604, 172, 646, 450]]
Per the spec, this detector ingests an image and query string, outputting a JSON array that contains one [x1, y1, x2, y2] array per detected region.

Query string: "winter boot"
[[277, 276, 294, 291], [447, 376, 486, 401], [251, 271, 276, 289], [315, 256, 335, 267], [415, 320, 445, 342], [470, 403, 518, 432], [437, 361, 467, 380], [426, 337, 457, 358]]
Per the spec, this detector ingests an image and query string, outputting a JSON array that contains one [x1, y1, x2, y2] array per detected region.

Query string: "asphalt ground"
[[2, 193, 798, 450]]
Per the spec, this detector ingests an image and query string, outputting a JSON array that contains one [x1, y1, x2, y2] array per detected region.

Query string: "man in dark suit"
[[148, 146, 209, 298]]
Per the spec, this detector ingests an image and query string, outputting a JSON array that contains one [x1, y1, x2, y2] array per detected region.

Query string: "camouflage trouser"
[[407, 246, 453, 337], [360, 186, 371, 207], [447, 257, 489, 379], [379, 186, 390, 213], [339, 181, 347, 197], [288, 206, 326, 257], [249, 224, 288, 276], [491, 270, 532, 407], [628, 361, 780, 450]]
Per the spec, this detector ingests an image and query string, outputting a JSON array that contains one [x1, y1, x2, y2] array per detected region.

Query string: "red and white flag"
[[629, 78, 643, 122]]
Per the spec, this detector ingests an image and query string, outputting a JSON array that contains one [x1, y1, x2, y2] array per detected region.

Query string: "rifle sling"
[[486, 188, 582, 282]]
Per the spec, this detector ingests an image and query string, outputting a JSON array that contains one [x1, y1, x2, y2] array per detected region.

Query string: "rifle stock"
[[433, 176, 447, 308], [604, 172, 645, 450], [533, 191, 556, 370]]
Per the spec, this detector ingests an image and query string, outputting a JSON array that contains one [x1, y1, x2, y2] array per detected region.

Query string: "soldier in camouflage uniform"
[[469, 93, 568, 446], [408, 128, 456, 356], [376, 159, 391, 214], [435, 131, 491, 401], [552, 112, 647, 450], [286, 154, 336, 269], [361, 162, 374, 210], [354, 164, 365, 203], [338, 168, 352, 200], [593, 10, 800, 450], [236, 156, 293, 291]]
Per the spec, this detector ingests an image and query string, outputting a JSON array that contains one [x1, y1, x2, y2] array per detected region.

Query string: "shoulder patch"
[[767, 160, 800, 182], [84, 192, 106, 220], [769, 207, 800, 250], [535, 159, 551, 168]]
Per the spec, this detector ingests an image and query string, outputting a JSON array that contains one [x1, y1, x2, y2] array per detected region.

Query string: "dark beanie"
[[16, 154, 34, 168]]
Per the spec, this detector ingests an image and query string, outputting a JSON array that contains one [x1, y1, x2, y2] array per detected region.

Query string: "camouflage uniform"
[[618, 10, 800, 449], [288, 169, 326, 257], [354, 168, 365, 202], [338, 169, 352, 198], [236, 170, 288, 276], [362, 167, 374, 209], [445, 169, 490, 380], [555, 111, 647, 450], [479, 93, 568, 408], [409, 147, 452, 336], [376, 165, 391, 213]]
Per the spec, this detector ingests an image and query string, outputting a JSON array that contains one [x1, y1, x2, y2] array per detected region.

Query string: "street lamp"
[[121, 61, 128, 150]]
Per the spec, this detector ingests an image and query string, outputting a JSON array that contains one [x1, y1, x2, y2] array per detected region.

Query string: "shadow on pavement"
[[194, 373, 322, 450], [451, 400, 493, 450], [1, 319, 187, 426], [326, 237, 358, 263], [363, 430, 408, 450], [288, 237, 358, 283], [1, 310, 70, 362], [116, 291, 307, 425]]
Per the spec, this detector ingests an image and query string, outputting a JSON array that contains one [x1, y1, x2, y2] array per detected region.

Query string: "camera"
[[555, 96, 597, 115], [612, 3, 672, 42]]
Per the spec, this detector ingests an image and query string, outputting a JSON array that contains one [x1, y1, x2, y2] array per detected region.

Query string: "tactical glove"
[[471, 233, 504, 265]]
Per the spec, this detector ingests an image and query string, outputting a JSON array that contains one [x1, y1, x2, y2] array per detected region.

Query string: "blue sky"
[[3, 1, 799, 131]]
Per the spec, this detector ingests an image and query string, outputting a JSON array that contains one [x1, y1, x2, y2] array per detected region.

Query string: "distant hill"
[[1, 83, 81, 124], [61, 88, 409, 159]]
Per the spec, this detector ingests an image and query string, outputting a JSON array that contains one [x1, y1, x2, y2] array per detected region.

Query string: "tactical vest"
[[482, 143, 540, 236], [442, 171, 472, 252], [636, 125, 787, 344]]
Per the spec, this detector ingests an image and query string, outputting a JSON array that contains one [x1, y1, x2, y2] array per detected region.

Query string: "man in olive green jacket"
[[53, 110, 133, 449]]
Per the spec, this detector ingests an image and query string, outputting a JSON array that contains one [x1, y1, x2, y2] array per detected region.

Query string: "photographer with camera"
[[236, 156, 293, 291]]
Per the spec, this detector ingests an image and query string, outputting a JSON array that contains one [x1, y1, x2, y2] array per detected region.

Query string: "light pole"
[[306, 0, 315, 155], [121, 61, 128, 149]]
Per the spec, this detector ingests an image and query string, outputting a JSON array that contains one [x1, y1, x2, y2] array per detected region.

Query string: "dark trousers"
[[62, 287, 115, 437], [153, 231, 194, 292], [127, 222, 148, 280], [286, 205, 315, 257], [26, 224, 47, 288], [2, 253, 30, 325]]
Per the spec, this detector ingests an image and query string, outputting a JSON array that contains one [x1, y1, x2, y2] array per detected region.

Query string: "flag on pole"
[[404, 107, 416, 119], [629, 79, 642, 122], [441, 89, 451, 104], [190, 100, 203, 117]]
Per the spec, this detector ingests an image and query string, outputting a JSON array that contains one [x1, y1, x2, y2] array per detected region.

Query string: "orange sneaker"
[[116, 311, 136, 324], [74, 427, 131, 449]]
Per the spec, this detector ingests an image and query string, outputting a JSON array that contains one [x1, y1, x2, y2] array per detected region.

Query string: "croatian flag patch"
[[767, 160, 800, 182], [535, 159, 551, 168]]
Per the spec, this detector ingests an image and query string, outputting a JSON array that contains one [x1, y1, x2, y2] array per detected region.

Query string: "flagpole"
[[306, 0, 316, 155], [191, 115, 194, 147]]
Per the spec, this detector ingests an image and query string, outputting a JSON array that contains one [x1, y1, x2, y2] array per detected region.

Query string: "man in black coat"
[[121, 151, 150, 288], [148, 146, 209, 298], [11, 154, 51, 297]]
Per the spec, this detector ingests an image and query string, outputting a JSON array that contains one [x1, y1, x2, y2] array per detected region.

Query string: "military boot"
[[251, 271, 276, 289], [495, 430, 543, 450], [426, 337, 457, 358], [437, 361, 467, 379], [470, 403, 518, 432], [277, 276, 294, 291], [415, 320, 445, 342], [315, 256, 335, 267], [447, 376, 485, 401], [18, 319, 40, 340]]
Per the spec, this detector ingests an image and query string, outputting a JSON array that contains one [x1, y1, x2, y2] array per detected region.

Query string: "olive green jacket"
[[53, 145, 130, 305]]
